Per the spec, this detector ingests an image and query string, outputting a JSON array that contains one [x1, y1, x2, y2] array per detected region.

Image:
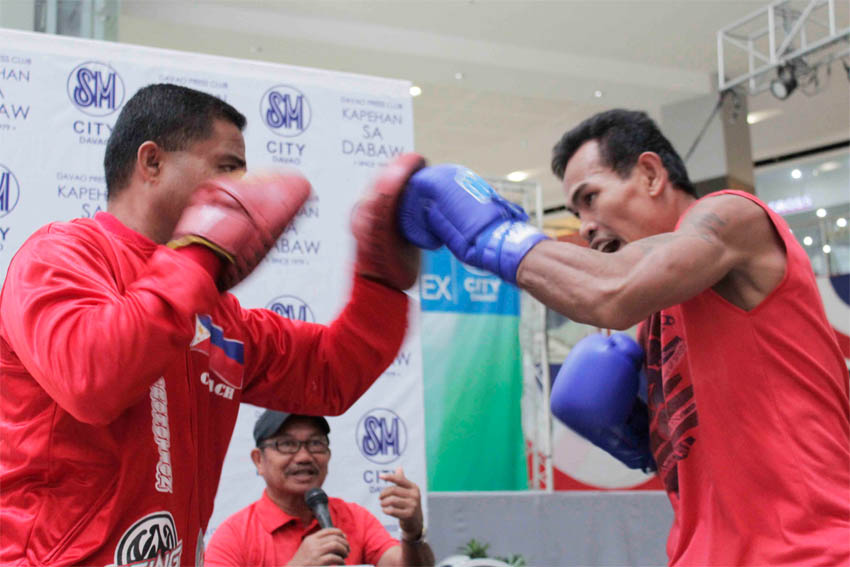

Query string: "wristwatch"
[[401, 525, 427, 544]]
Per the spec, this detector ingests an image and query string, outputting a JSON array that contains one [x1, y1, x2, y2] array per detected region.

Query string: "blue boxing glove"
[[398, 164, 548, 284], [550, 333, 657, 473]]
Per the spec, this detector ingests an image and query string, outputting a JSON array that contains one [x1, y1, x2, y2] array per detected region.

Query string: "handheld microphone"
[[304, 487, 333, 529]]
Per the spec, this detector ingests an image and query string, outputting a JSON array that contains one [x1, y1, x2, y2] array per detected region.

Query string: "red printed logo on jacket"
[[111, 511, 182, 566]]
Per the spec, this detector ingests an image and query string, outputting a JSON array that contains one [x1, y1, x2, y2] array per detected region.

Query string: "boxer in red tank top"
[[398, 109, 850, 565]]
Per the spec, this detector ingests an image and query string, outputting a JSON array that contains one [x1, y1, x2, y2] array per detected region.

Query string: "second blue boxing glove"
[[550, 333, 657, 472]]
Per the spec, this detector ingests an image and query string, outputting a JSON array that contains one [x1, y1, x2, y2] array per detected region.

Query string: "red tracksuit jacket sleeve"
[[239, 275, 409, 415], [0, 224, 219, 425]]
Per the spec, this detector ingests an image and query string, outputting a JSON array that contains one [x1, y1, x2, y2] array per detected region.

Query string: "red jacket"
[[0, 213, 408, 566]]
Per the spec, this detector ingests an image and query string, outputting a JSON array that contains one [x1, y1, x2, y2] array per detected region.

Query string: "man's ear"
[[251, 448, 263, 477], [636, 151, 668, 197], [136, 141, 163, 184]]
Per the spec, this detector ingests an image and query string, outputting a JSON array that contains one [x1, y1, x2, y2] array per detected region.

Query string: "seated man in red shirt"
[[205, 410, 435, 566]]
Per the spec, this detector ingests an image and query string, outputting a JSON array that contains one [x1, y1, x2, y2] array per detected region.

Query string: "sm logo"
[[356, 408, 407, 465], [266, 295, 315, 322], [0, 164, 20, 219], [260, 84, 311, 137], [66, 61, 125, 117]]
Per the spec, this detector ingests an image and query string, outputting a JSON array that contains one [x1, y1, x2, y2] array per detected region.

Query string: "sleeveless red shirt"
[[639, 190, 850, 566]]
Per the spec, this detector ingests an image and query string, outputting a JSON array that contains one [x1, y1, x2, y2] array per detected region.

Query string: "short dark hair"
[[104, 84, 246, 198], [551, 109, 696, 197]]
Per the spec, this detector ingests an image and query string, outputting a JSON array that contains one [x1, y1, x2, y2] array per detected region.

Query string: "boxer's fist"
[[550, 333, 656, 472], [351, 153, 425, 290], [169, 171, 311, 289], [398, 164, 547, 283], [551, 333, 644, 427]]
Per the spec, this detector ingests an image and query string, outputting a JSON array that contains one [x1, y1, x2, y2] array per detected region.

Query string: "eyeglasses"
[[261, 437, 330, 455]]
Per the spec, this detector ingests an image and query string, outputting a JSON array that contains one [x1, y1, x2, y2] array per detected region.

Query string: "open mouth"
[[595, 239, 622, 254]]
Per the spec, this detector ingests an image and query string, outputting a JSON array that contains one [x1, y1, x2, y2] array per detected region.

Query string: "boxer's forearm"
[[516, 239, 640, 328], [516, 228, 731, 329], [300, 275, 409, 413], [240, 275, 408, 416]]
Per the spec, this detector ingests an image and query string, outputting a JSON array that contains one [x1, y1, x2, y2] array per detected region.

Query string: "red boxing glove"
[[351, 153, 426, 290], [169, 171, 311, 289]]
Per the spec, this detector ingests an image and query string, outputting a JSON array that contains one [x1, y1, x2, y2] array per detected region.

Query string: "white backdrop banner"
[[0, 29, 426, 543]]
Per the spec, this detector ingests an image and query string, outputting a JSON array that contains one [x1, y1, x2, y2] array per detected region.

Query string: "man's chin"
[[286, 476, 320, 490]]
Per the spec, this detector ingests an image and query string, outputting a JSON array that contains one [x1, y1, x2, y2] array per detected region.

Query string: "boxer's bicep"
[[619, 209, 741, 315]]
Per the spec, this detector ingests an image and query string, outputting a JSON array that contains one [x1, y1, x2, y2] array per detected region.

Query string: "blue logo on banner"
[[0, 164, 20, 218], [356, 408, 407, 465], [266, 295, 315, 322], [261, 85, 311, 137], [419, 247, 519, 315], [66, 61, 125, 116]]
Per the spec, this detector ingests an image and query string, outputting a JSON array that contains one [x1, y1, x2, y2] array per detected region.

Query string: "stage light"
[[803, 236, 813, 246], [409, 86, 422, 97], [823, 244, 832, 254], [837, 217, 847, 228], [770, 64, 798, 100], [816, 208, 827, 218], [746, 109, 782, 125], [791, 169, 802, 179], [818, 161, 841, 173], [507, 170, 529, 182]]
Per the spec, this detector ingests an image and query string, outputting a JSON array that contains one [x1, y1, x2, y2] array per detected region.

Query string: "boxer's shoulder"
[[18, 217, 101, 253], [680, 193, 787, 308], [677, 193, 777, 251]]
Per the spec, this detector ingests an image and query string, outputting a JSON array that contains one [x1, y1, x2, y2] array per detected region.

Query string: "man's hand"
[[169, 170, 311, 290], [352, 153, 426, 290], [289, 528, 350, 566], [379, 467, 424, 541]]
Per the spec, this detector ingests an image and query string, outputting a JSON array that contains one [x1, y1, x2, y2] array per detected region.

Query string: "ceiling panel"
[[117, 0, 850, 213]]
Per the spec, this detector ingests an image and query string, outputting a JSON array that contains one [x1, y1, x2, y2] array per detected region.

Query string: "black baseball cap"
[[253, 410, 331, 446]]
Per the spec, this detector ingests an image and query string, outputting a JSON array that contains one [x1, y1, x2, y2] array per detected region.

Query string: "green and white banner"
[[420, 247, 527, 491]]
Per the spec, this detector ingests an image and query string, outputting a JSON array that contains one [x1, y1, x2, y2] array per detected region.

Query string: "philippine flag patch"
[[191, 314, 245, 389], [190, 315, 211, 348]]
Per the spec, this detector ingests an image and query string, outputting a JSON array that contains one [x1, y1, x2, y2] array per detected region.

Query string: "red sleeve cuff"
[[175, 244, 223, 281]]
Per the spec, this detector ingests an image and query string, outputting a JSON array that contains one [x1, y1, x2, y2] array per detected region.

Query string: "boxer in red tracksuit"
[[0, 84, 425, 566]]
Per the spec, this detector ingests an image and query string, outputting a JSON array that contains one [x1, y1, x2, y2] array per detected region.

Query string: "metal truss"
[[718, 0, 850, 94], [34, 0, 118, 41]]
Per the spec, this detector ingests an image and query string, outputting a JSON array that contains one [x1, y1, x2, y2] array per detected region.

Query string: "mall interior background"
[[1, 1, 848, 563]]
